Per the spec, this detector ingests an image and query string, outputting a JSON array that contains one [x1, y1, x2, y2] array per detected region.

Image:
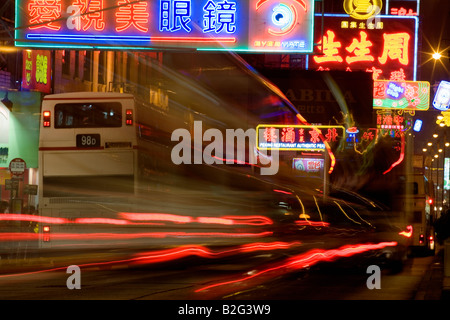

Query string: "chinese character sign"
[[373, 80, 430, 111], [388, 0, 419, 16], [292, 158, 324, 177], [257, 124, 345, 151], [22, 50, 52, 93], [16, 0, 315, 53], [309, 14, 418, 81]]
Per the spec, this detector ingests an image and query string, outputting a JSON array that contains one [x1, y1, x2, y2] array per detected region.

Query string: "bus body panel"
[[42, 151, 135, 176], [38, 92, 139, 249]]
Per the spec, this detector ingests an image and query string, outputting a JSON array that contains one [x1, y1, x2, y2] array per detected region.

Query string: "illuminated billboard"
[[373, 80, 430, 111], [22, 50, 52, 93], [292, 157, 324, 177], [386, 0, 419, 16], [308, 14, 418, 81], [433, 81, 450, 111], [15, 0, 315, 53], [256, 124, 345, 151]]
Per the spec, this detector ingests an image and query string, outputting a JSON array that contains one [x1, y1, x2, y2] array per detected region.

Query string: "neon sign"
[[433, 81, 450, 111], [308, 14, 418, 81], [292, 158, 324, 177], [386, 0, 419, 16], [22, 50, 52, 93], [15, 0, 315, 53], [343, 0, 383, 20], [373, 80, 430, 111], [256, 124, 345, 151]]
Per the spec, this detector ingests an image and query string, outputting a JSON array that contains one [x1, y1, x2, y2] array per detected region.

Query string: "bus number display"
[[76, 134, 101, 148]]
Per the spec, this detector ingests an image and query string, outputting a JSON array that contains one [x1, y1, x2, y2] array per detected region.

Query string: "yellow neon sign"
[[343, 0, 383, 20]]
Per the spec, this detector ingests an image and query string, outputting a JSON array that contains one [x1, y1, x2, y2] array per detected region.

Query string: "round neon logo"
[[343, 0, 383, 20], [255, 0, 307, 36], [271, 4, 295, 35]]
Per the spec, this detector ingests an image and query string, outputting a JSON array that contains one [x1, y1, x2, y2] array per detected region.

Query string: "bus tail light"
[[126, 109, 133, 126], [419, 234, 424, 244], [43, 111, 51, 127], [43, 225, 50, 242]]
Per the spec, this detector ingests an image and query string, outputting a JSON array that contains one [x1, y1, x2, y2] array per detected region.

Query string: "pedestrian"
[[434, 209, 450, 245]]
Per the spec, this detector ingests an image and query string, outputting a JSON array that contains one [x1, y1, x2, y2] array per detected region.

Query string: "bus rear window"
[[55, 102, 122, 128]]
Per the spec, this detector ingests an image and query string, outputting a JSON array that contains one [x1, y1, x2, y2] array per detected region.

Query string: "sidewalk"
[[414, 247, 450, 300]]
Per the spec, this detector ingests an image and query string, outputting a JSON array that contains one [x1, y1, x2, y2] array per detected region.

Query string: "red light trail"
[[195, 241, 398, 293]]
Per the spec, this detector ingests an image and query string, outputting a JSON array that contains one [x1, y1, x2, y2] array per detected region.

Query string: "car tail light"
[[126, 109, 133, 126], [43, 225, 50, 242], [43, 111, 51, 127]]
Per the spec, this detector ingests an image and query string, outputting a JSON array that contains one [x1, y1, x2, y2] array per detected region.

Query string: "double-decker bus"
[[396, 173, 435, 254]]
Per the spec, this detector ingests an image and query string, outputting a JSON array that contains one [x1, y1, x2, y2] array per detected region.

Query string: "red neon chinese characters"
[[263, 127, 278, 143], [309, 128, 321, 143], [281, 127, 295, 143], [345, 31, 374, 64], [366, 66, 383, 80], [28, 0, 61, 30], [298, 128, 305, 142], [313, 30, 343, 63], [373, 80, 386, 99], [72, 0, 105, 31], [116, 0, 149, 33], [378, 32, 410, 65], [325, 128, 338, 142], [390, 68, 406, 81]]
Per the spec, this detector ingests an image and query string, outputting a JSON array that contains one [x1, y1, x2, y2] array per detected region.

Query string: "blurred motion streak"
[[399, 225, 413, 238], [132, 241, 302, 265], [0, 213, 274, 228], [0, 231, 274, 242], [0, 241, 301, 278], [195, 241, 398, 293], [119, 213, 274, 226], [0, 214, 69, 224], [295, 220, 330, 227], [383, 132, 405, 175]]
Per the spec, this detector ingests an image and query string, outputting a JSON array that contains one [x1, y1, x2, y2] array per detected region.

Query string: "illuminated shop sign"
[[445, 158, 450, 190], [15, 0, 315, 53], [376, 109, 410, 130], [292, 158, 324, 177], [308, 14, 418, 81], [22, 50, 52, 93], [386, 0, 419, 16], [343, 0, 383, 20], [433, 81, 450, 111], [373, 80, 430, 111], [256, 124, 345, 151]]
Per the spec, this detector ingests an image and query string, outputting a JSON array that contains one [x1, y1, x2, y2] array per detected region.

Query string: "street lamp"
[[432, 52, 442, 60]]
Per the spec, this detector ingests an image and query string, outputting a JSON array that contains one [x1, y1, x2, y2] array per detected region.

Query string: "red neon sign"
[[115, 0, 149, 33], [309, 15, 417, 81], [28, 0, 61, 30]]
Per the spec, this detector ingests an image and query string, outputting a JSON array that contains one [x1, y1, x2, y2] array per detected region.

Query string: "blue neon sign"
[[15, 0, 315, 53]]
